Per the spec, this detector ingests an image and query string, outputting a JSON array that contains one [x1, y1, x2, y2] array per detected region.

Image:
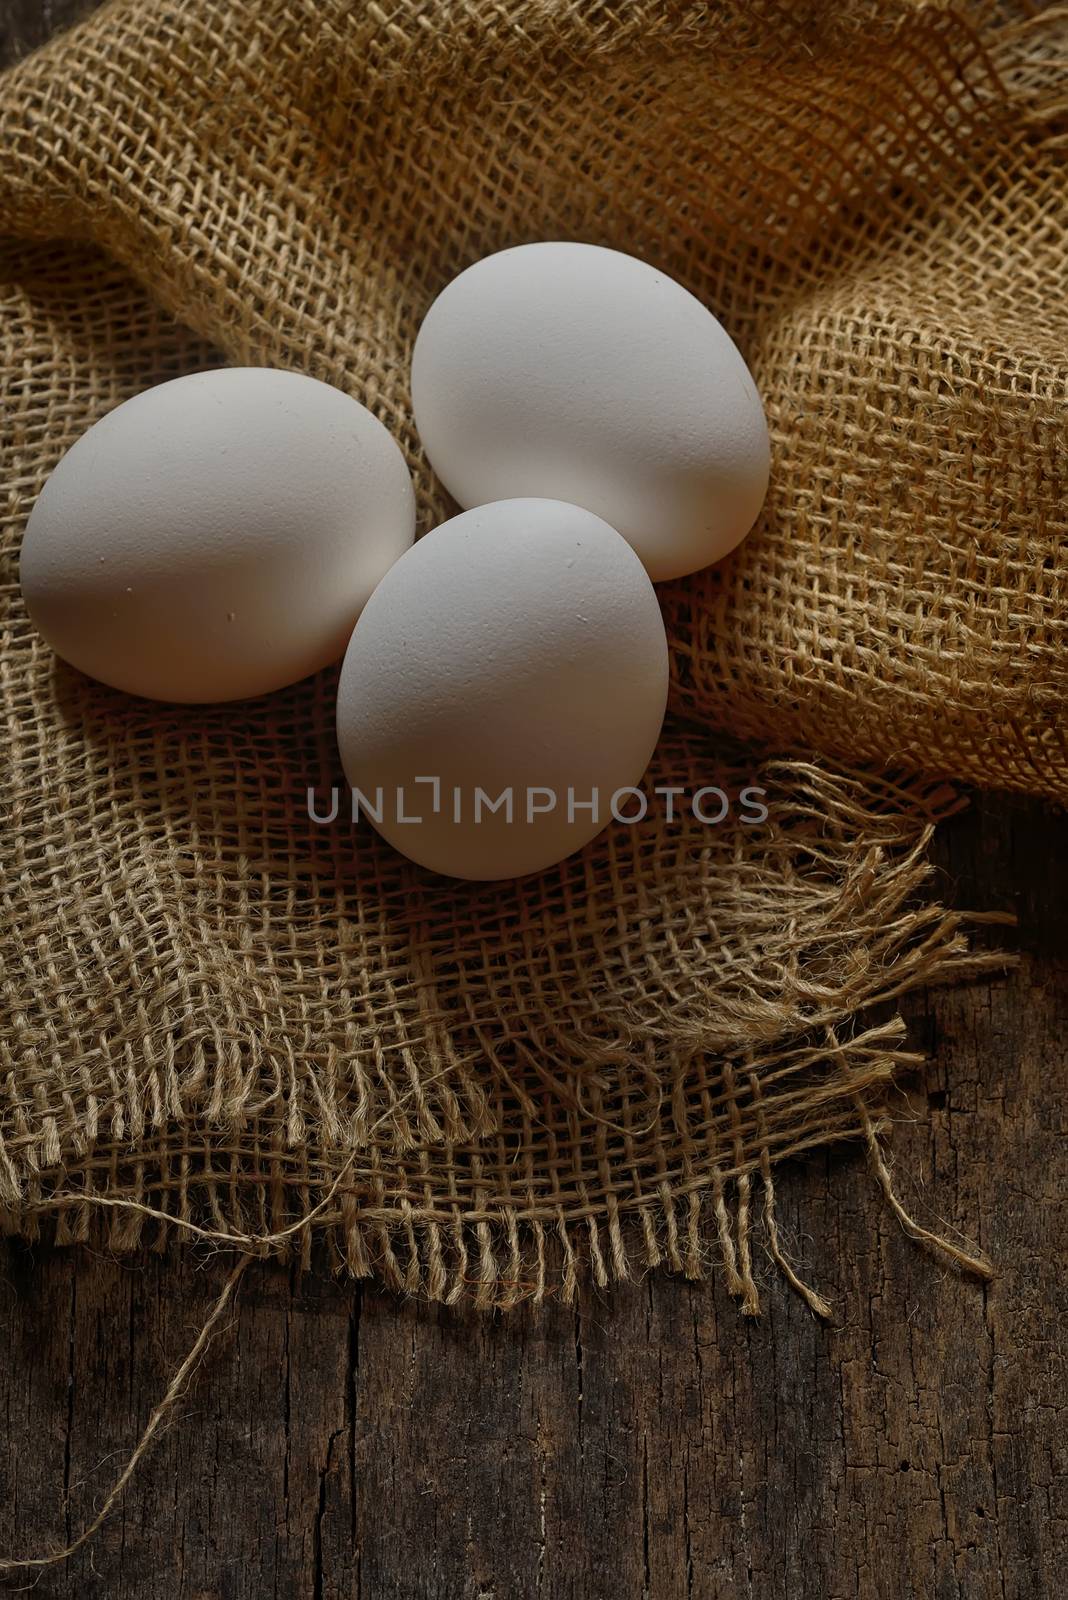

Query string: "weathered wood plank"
[[2, 791, 1062, 1599]]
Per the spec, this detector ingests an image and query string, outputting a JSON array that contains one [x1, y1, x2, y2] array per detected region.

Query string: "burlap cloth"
[[0, 0, 1063, 1309]]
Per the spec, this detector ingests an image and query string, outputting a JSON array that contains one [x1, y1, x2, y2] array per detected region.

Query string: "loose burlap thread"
[[1, 0, 1064, 1326]]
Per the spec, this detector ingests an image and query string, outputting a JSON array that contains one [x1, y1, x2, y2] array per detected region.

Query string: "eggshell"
[[335, 498, 669, 880], [20, 367, 416, 702], [411, 241, 770, 582]]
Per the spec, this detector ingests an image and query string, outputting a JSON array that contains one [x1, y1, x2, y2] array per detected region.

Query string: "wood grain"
[[2, 791, 1062, 1599], [0, 7, 1065, 1597]]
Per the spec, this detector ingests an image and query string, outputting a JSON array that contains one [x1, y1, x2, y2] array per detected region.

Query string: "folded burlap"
[[0, 1, 1062, 1306]]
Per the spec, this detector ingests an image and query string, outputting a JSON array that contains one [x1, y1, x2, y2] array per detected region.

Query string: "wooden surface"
[[2, 790, 1064, 1600], [1, 7, 1066, 1598]]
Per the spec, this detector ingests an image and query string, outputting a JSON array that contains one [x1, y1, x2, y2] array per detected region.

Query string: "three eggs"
[[20, 242, 770, 879]]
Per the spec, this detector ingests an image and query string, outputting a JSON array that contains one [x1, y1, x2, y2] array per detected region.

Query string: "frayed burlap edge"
[[3, 846, 1013, 1318]]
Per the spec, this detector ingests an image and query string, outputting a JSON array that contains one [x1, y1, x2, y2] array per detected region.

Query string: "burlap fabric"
[[0, 1, 1062, 1307]]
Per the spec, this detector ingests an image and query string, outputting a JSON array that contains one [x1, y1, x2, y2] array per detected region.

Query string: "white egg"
[[336, 498, 669, 880], [411, 242, 770, 582], [20, 367, 415, 702]]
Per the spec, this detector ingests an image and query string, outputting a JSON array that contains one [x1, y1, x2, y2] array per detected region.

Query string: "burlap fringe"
[[1, 991, 1009, 1315]]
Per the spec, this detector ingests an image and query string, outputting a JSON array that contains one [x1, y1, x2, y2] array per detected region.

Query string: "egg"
[[411, 242, 770, 582], [335, 498, 669, 880], [20, 367, 415, 702]]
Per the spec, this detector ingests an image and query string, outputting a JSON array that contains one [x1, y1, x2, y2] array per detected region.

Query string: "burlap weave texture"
[[0, 1, 1062, 1304]]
